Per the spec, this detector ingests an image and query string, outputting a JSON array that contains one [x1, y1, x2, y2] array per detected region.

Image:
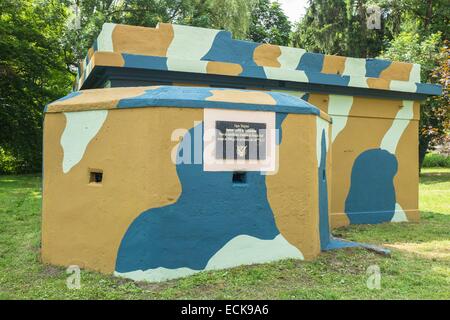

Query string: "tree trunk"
[[424, 0, 433, 31], [419, 135, 431, 174]]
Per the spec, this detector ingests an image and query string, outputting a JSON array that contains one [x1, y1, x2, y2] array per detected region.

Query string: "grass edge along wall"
[[42, 87, 332, 282]]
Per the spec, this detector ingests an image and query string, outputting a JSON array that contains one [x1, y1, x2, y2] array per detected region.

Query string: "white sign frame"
[[203, 108, 276, 172]]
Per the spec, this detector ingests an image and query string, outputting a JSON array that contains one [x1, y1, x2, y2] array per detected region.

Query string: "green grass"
[[0, 169, 449, 299]]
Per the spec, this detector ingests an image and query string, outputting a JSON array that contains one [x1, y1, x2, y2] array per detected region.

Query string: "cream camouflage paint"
[[60, 110, 108, 173], [263, 67, 309, 83], [379, 100, 414, 222], [390, 80, 417, 93], [409, 64, 421, 82], [391, 203, 408, 222], [114, 234, 303, 282], [327, 95, 354, 142], [96, 23, 115, 52], [167, 24, 219, 73], [168, 59, 208, 73], [343, 58, 368, 88], [380, 100, 414, 154], [277, 46, 305, 69], [316, 117, 330, 167]]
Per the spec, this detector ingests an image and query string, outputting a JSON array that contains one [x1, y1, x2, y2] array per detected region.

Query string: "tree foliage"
[[379, 32, 448, 168], [0, 0, 74, 173], [248, 0, 291, 45], [293, 0, 449, 168], [0, 0, 257, 173], [0, 0, 448, 173], [69, 0, 255, 64]]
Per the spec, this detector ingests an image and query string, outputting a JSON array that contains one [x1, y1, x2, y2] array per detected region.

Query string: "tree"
[[68, 0, 256, 65], [424, 42, 449, 163], [293, 0, 449, 170], [291, 0, 401, 57], [0, 0, 74, 173], [291, 0, 449, 58], [292, 0, 350, 55], [248, 0, 291, 46], [379, 32, 447, 169]]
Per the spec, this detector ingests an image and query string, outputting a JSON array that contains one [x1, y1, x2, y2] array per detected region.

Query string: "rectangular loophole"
[[89, 170, 103, 184], [232, 171, 247, 184]]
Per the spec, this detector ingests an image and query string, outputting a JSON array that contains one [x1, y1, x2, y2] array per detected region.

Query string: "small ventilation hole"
[[89, 170, 103, 184], [232, 172, 247, 184]]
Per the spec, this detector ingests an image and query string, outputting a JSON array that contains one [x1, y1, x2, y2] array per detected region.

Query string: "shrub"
[[422, 153, 450, 167], [0, 147, 21, 174]]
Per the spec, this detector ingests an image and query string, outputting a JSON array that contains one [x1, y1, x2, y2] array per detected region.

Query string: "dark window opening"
[[89, 170, 103, 184], [232, 172, 247, 184]]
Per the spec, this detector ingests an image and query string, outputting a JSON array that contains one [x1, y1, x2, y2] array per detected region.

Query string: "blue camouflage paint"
[[76, 23, 442, 96], [301, 93, 310, 102], [202, 31, 266, 78], [116, 86, 321, 116], [297, 53, 350, 87], [297, 53, 324, 73], [345, 149, 398, 224], [275, 113, 288, 144], [115, 118, 289, 273], [318, 130, 330, 249], [365, 59, 391, 78], [416, 83, 442, 95], [306, 72, 350, 87], [123, 54, 168, 70]]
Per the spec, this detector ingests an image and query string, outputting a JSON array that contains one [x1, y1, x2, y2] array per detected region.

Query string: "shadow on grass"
[[419, 171, 450, 185]]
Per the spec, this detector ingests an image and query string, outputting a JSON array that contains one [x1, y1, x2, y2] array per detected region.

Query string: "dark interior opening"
[[232, 171, 247, 184], [89, 170, 103, 184]]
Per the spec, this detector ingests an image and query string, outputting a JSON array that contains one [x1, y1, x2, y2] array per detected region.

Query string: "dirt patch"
[[41, 265, 63, 278], [385, 240, 450, 260]]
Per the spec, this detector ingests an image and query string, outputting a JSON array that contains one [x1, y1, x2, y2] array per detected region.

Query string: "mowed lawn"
[[0, 168, 449, 299]]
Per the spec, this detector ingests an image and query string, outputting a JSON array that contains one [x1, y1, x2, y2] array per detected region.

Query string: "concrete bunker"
[[42, 22, 441, 281], [43, 86, 333, 281]]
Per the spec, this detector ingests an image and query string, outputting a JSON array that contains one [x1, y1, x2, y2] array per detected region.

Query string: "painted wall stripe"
[[167, 24, 220, 60], [316, 117, 329, 167], [391, 203, 409, 222], [390, 80, 417, 93], [380, 100, 414, 154], [409, 64, 421, 83], [61, 110, 108, 173], [96, 23, 115, 52], [277, 46, 305, 70], [327, 95, 354, 142], [114, 234, 303, 282]]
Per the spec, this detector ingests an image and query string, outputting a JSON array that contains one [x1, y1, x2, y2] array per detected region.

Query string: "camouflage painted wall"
[[42, 86, 331, 282], [75, 23, 439, 97], [306, 93, 419, 228]]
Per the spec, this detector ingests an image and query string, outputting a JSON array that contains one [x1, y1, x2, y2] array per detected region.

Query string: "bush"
[[422, 153, 450, 167], [0, 147, 22, 175]]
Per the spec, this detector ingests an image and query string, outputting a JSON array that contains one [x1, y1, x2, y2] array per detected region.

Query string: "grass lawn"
[[0, 168, 449, 299]]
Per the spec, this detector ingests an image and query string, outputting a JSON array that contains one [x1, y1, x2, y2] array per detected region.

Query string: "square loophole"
[[89, 169, 103, 184], [232, 171, 247, 184]]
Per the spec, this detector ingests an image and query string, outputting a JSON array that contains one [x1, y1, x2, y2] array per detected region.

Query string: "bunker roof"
[[46, 85, 330, 122], [75, 23, 441, 100]]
